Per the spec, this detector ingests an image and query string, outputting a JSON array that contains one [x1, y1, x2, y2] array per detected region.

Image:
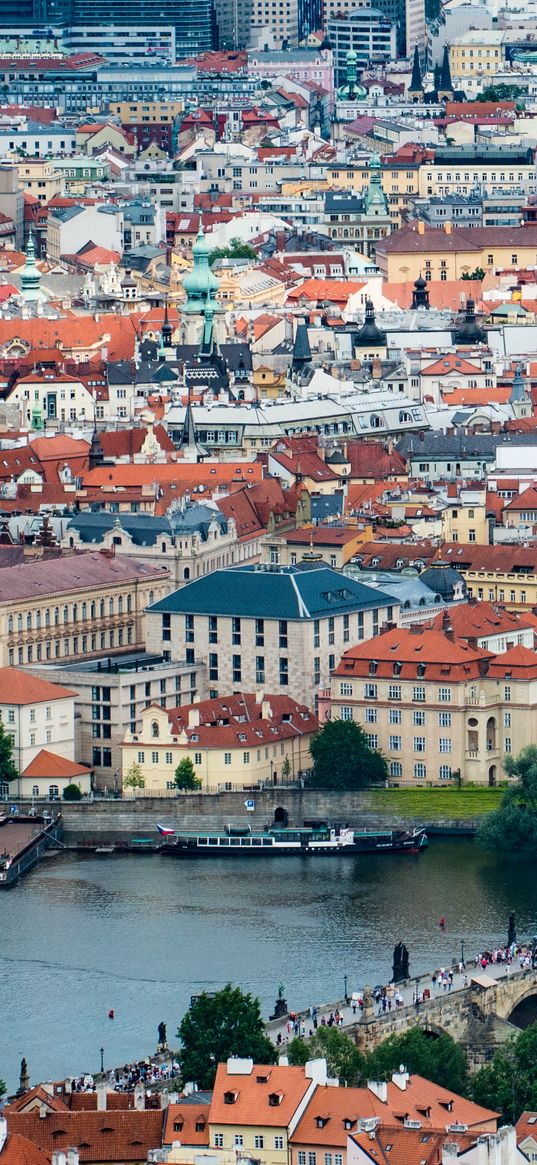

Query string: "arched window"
[[7, 615, 13, 633], [32, 785, 39, 797], [90, 601, 96, 619], [100, 599, 105, 618], [45, 609, 50, 627], [73, 604, 78, 623], [49, 785, 59, 799], [183, 567, 190, 581], [63, 605, 69, 623], [54, 607, 59, 626], [148, 590, 155, 605], [109, 597, 114, 616], [26, 612, 32, 631], [35, 610, 41, 629], [17, 613, 22, 632], [118, 596, 123, 615], [127, 594, 132, 614], [369, 661, 378, 676], [151, 721, 159, 738], [81, 602, 87, 620]]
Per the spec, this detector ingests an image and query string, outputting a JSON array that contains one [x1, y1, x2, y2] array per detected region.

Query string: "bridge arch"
[[506, 987, 537, 1030]]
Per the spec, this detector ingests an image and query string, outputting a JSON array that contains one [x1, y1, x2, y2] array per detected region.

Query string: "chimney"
[[442, 1146, 460, 1165], [391, 1066, 410, 1090], [188, 708, 200, 728], [367, 1080, 388, 1103], [52, 1153, 67, 1165], [67, 1149, 79, 1165], [444, 222, 452, 235], [96, 1082, 107, 1111], [134, 1082, 145, 1111], [417, 221, 425, 235], [261, 698, 272, 720]]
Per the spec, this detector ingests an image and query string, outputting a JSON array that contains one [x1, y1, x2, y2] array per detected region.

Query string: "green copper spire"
[[20, 231, 44, 302]]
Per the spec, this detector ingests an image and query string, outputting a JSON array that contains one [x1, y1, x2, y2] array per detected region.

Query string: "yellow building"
[[253, 366, 287, 399], [376, 222, 537, 282], [441, 497, 489, 546], [17, 159, 63, 203], [109, 100, 185, 124], [121, 693, 318, 793], [439, 544, 537, 610], [449, 31, 504, 79], [418, 154, 535, 199]]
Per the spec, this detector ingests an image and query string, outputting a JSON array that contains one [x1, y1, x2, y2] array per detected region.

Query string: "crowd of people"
[[108, 1058, 181, 1091]]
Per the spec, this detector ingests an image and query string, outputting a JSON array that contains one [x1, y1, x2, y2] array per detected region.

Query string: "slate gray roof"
[[149, 563, 394, 620], [67, 507, 227, 547]]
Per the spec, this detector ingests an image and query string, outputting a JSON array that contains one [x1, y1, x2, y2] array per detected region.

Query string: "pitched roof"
[[161, 692, 317, 748], [486, 644, 537, 679], [333, 625, 490, 681], [162, 1102, 210, 1147], [0, 670, 77, 706], [515, 1112, 537, 1144], [349, 1125, 475, 1165], [81, 463, 263, 489], [0, 552, 168, 604], [210, 1062, 311, 1128], [428, 601, 537, 642], [0, 1133, 51, 1165], [5, 1110, 164, 1163], [505, 486, 537, 511], [150, 564, 392, 620], [22, 750, 92, 779], [346, 441, 407, 480], [421, 355, 483, 376]]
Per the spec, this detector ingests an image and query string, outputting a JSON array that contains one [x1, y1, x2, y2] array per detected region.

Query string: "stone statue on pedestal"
[[508, 912, 517, 947], [392, 942, 410, 983], [157, 1021, 168, 1050]]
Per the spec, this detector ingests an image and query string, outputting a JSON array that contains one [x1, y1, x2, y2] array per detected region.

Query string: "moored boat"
[[157, 821, 427, 857]]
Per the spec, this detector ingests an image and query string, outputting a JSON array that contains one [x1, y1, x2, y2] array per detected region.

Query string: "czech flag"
[[156, 823, 175, 836]]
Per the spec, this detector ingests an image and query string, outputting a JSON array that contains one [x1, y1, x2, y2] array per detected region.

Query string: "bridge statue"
[[508, 912, 517, 947], [392, 942, 410, 984]]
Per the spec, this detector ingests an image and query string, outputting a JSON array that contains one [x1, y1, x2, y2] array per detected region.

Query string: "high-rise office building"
[[324, 0, 424, 56]]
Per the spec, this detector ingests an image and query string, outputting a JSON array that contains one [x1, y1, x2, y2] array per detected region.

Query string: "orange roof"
[[505, 486, 537, 511], [349, 1125, 475, 1165], [0, 670, 77, 706], [0, 316, 138, 363], [210, 1062, 312, 1128], [6, 1111, 164, 1163], [516, 1113, 537, 1144], [163, 1102, 210, 1147], [443, 387, 510, 405], [287, 279, 365, 303], [487, 644, 537, 679], [422, 355, 483, 376], [429, 600, 537, 642], [0, 1133, 51, 1165], [82, 462, 263, 489], [333, 626, 490, 682], [22, 750, 91, 780], [382, 279, 483, 312], [30, 435, 91, 462]]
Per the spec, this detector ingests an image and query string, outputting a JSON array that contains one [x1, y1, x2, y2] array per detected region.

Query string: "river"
[[1, 838, 535, 1092]]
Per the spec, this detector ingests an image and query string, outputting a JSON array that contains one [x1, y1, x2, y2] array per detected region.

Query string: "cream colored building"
[[0, 668, 92, 799], [109, 100, 185, 124], [146, 563, 397, 709], [0, 551, 170, 670], [418, 155, 536, 200], [441, 494, 490, 546], [121, 691, 317, 792], [376, 222, 537, 283], [318, 622, 537, 786], [16, 159, 64, 203], [449, 31, 504, 79]]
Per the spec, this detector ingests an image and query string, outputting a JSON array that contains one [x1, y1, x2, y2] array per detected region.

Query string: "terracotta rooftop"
[[0, 669, 77, 706], [162, 1102, 210, 1147], [22, 750, 92, 780], [0, 1132, 51, 1165], [333, 626, 490, 682], [5, 1110, 164, 1163], [210, 1062, 312, 1127]]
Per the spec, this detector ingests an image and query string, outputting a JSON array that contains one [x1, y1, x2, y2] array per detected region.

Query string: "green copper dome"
[[182, 222, 220, 313], [337, 48, 367, 101]]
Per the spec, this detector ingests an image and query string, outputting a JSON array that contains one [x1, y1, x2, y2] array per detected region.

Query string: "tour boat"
[[156, 821, 428, 857]]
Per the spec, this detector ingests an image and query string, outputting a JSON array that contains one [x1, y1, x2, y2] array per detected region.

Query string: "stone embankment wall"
[[21, 790, 483, 840]]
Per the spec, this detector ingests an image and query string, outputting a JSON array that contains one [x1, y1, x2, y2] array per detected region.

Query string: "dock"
[[0, 812, 63, 886]]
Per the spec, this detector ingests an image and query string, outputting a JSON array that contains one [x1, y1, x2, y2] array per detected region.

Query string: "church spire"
[[409, 44, 423, 98], [439, 45, 453, 97], [20, 230, 44, 302]]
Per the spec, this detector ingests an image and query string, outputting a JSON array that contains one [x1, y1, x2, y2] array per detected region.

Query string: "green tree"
[[63, 783, 82, 801], [123, 761, 145, 791], [477, 745, 537, 855], [177, 984, 276, 1088], [0, 720, 19, 786], [364, 1028, 468, 1095], [471, 1024, 537, 1122], [461, 267, 485, 281], [174, 757, 202, 791], [281, 756, 291, 782], [0, 1079, 5, 1099], [209, 237, 257, 265], [307, 719, 387, 790], [477, 84, 525, 104]]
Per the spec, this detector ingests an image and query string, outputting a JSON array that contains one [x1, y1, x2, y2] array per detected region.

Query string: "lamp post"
[[100, 1047, 104, 1074], [343, 973, 348, 1005], [461, 939, 465, 968]]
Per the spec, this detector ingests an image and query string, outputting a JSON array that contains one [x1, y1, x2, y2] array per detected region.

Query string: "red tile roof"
[[100, 426, 175, 460], [0, 670, 77, 706], [162, 691, 317, 747], [5, 1110, 164, 1163], [22, 750, 91, 780], [210, 1062, 312, 1128], [333, 626, 490, 682], [82, 463, 263, 489], [428, 601, 537, 642], [346, 441, 407, 481], [421, 355, 483, 376], [0, 1133, 51, 1165], [0, 552, 168, 604], [162, 1103, 210, 1147], [505, 486, 537, 511]]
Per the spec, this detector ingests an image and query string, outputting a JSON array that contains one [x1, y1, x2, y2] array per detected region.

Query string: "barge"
[[0, 811, 63, 886]]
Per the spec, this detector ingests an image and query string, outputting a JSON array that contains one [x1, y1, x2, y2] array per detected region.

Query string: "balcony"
[[464, 694, 498, 706]]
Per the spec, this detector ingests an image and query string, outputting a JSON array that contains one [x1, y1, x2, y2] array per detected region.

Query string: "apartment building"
[[0, 668, 91, 799], [376, 223, 537, 282], [318, 620, 537, 785], [0, 551, 170, 670], [146, 563, 397, 708]]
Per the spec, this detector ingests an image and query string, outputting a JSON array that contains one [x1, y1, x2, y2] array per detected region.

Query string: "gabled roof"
[[486, 644, 537, 679], [505, 486, 537, 511], [0, 1133, 52, 1165], [334, 626, 490, 682], [210, 1062, 311, 1128], [421, 355, 483, 376], [162, 1101, 211, 1147], [5, 1110, 164, 1162], [0, 670, 77, 706]]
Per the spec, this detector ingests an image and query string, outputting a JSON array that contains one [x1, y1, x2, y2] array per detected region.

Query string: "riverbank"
[[10, 787, 503, 844]]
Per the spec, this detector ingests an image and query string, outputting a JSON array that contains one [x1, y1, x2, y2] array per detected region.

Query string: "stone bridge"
[[351, 965, 537, 1068]]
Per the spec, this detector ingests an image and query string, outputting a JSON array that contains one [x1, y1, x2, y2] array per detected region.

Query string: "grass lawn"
[[366, 787, 503, 820]]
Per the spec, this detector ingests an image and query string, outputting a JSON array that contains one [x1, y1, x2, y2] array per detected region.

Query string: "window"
[[439, 738, 452, 753], [439, 765, 452, 780], [505, 737, 512, 754], [313, 619, 320, 648], [343, 613, 349, 643], [413, 710, 426, 726], [233, 654, 241, 684], [256, 656, 265, 684], [234, 1138, 244, 1149], [340, 681, 353, 696], [414, 763, 427, 779], [504, 712, 511, 727], [308, 1153, 317, 1165], [390, 761, 402, 778], [366, 734, 378, 750], [413, 685, 426, 702], [280, 658, 289, 686], [7, 710, 14, 724], [151, 751, 159, 764], [254, 1137, 264, 1149], [340, 706, 353, 720], [357, 612, 364, 640], [389, 735, 402, 751], [389, 709, 401, 724], [438, 711, 452, 727], [414, 737, 426, 752], [388, 684, 401, 700], [279, 620, 288, 648], [256, 618, 264, 646], [214, 1136, 224, 1148], [194, 752, 202, 765], [328, 616, 335, 645], [209, 653, 218, 682], [365, 708, 377, 723], [209, 615, 218, 644], [224, 752, 232, 765], [438, 687, 452, 703], [504, 685, 511, 702], [298, 1154, 306, 1165], [232, 617, 241, 645], [364, 683, 377, 699], [274, 1138, 284, 1151]]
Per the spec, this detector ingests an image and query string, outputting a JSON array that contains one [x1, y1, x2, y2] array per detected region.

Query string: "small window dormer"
[[343, 1119, 353, 1131], [369, 661, 378, 676], [268, 1092, 283, 1107], [224, 1090, 238, 1105]]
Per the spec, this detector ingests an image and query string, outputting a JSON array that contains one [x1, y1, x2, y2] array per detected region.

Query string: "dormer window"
[[268, 1092, 283, 1107], [256, 1073, 270, 1083], [316, 1117, 329, 1129], [343, 1119, 353, 1130], [224, 1090, 238, 1104], [417, 663, 426, 677], [196, 1121, 206, 1132], [369, 661, 378, 676], [174, 1122, 184, 1132], [393, 662, 401, 676]]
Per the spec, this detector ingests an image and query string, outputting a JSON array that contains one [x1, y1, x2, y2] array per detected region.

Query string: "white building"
[[0, 668, 91, 799], [47, 204, 124, 262]]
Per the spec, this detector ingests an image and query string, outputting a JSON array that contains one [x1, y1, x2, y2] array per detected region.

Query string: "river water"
[[1, 839, 535, 1092]]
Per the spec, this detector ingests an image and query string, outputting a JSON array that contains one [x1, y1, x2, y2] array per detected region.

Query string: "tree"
[[174, 757, 202, 791], [0, 1079, 5, 1099], [177, 984, 276, 1088], [281, 756, 291, 782], [288, 1026, 366, 1085], [477, 84, 525, 105], [123, 762, 145, 791], [0, 721, 19, 786], [461, 267, 485, 281], [364, 1028, 468, 1095], [63, 783, 82, 801], [477, 745, 537, 855], [307, 719, 387, 790], [471, 1023, 537, 1122], [209, 237, 257, 265]]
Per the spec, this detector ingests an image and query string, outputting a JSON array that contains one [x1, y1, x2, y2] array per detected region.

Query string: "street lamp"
[[343, 973, 349, 1005], [100, 1047, 104, 1074]]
